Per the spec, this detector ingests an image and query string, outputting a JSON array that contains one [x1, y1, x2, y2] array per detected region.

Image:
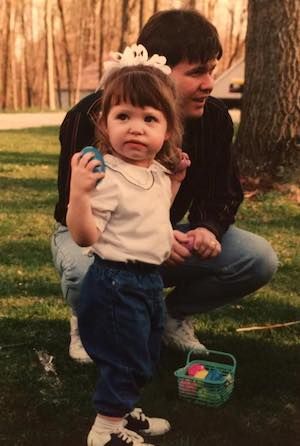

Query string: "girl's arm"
[[66, 152, 104, 246], [170, 151, 191, 203]]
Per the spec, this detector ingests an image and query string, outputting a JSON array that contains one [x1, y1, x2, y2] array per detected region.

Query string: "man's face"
[[170, 59, 217, 119]]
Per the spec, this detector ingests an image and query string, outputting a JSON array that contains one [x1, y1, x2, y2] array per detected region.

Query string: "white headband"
[[98, 44, 171, 89]]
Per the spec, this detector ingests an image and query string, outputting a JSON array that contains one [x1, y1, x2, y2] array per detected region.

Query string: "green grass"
[[0, 127, 299, 445]]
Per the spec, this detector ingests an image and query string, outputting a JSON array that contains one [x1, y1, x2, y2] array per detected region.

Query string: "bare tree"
[[119, 0, 130, 51], [57, 0, 73, 106], [46, 0, 56, 109], [0, 0, 9, 109], [3, 0, 18, 110], [235, 0, 300, 178], [225, 1, 246, 69], [139, 0, 145, 31]]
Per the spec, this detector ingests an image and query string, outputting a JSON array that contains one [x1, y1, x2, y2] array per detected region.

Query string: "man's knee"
[[249, 238, 278, 286]]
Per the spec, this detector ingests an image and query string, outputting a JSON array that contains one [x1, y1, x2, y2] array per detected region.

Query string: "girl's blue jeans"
[[77, 256, 165, 417], [51, 223, 278, 316]]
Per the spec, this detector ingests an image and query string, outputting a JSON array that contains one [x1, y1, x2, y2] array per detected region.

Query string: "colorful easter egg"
[[187, 363, 205, 376], [194, 369, 208, 379], [206, 369, 223, 381], [179, 379, 197, 395]]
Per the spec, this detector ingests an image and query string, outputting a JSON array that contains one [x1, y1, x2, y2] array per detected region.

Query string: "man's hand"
[[165, 230, 193, 265], [187, 227, 221, 259]]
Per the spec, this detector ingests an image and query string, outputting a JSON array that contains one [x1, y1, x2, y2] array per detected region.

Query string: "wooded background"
[[1, 0, 299, 179], [0, 0, 247, 111]]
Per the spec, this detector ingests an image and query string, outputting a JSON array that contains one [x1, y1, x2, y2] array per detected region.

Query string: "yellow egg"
[[194, 369, 208, 379]]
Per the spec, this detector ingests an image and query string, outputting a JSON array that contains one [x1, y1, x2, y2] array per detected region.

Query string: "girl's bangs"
[[109, 74, 165, 111]]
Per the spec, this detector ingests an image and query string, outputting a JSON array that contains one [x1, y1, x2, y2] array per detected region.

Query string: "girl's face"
[[104, 101, 169, 168]]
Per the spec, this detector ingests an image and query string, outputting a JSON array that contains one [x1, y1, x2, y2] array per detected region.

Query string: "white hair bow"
[[98, 44, 171, 88]]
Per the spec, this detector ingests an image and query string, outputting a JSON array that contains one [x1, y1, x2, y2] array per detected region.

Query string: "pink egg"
[[183, 235, 195, 252], [187, 363, 205, 376], [179, 379, 197, 395]]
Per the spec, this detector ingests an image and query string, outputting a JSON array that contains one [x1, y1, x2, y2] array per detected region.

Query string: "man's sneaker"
[[87, 426, 155, 446], [124, 408, 170, 437], [69, 315, 92, 363], [162, 314, 208, 354]]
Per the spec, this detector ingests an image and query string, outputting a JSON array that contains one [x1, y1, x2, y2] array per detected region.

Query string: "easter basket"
[[174, 349, 237, 407]]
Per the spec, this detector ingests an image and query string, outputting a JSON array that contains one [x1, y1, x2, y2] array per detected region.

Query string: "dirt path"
[[0, 110, 240, 130], [0, 112, 66, 130]]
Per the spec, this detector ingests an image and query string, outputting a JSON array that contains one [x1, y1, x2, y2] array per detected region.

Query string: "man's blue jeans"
[[78, 257, 165, 416], [51, 224, 94, 313], [161, 224, 278, 317], [51, 223, 278, 316]]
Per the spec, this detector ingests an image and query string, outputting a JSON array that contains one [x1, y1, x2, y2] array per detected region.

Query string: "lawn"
[[0, 127, 299, 446]]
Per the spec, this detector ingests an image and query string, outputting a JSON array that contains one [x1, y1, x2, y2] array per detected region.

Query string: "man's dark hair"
[[137, 9, 223, 67]]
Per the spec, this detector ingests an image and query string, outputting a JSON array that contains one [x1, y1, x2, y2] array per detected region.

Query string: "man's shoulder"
[[205, 96, 230, 116], [202, 96, 233, 131], [69, 91, 102, 115]]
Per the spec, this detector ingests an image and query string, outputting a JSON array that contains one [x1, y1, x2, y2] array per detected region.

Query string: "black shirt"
[[54, 91, 243, 241]]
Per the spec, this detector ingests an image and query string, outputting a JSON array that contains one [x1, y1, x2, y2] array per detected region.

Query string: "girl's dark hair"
[[138, 9, 222, 67], [97, 65, 183, 172]]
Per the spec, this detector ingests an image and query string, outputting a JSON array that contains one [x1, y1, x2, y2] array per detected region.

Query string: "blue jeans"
[[78, 257, 165, 417], [51, 224, 278, 316], [161, 224, 278, 317]]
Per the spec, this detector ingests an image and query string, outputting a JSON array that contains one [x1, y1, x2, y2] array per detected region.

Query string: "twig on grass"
[[236, 320, 300, 332]]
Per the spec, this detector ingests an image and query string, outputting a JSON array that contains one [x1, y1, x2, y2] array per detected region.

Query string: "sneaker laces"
[[117, 426, 145, 443], [129, 408, 147, 423]]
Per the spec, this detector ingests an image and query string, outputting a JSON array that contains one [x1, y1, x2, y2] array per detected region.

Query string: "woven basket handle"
[[186, 349, 237, 373]]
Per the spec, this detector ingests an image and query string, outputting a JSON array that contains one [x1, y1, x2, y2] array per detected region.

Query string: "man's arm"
[[54, 92, 102, 225], [168, 98, 243, 264], [188, 98, 244, 241]]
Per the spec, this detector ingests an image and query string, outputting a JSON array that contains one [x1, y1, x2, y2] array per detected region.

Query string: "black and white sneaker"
[[124, 408, 170, 437], [87, 426, 154, 446]]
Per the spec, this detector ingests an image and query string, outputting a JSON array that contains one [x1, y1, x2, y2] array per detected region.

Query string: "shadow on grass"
[[0, 126, 59, 136], [2, 239, 54, 266], [0, 239, 60, 298], [1, 177, 56, 191], [1, 177, 57, 211], [0, 151, 58, 166], [1, 316, 299, 446], [1, 196, 56, 212], [0, 317, 94, 446]]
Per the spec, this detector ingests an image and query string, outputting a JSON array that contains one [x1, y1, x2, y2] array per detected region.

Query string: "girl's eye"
[[116, 113, 128, 120], [144, 115, 158, 123]]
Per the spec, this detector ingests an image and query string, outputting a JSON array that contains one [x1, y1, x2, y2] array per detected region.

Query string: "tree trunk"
[[235, 0, 300, 178], [57, 0, 73, 106], [98, 0, 105, 79], [20, 0, 33, 108], [46, 0, 56, 110], [5, 0, 18, 110], [119, 0, 130, 51], [74, 4, 86, 104], [139, 0, 144, 32], [1, 0, 9, 109]]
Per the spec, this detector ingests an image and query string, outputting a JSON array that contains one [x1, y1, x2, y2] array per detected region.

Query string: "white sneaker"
[[69, 315, 92, 363], [162, 314, 208, 354], [87, 426, 155, 446], [124, 408, 170, 436]]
